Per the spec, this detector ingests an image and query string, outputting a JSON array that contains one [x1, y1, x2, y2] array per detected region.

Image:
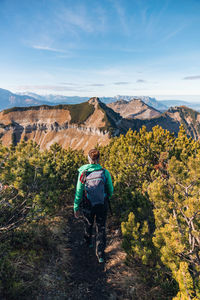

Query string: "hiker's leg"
[[83, 208, 95, 244], [95, 204, 107, 258]]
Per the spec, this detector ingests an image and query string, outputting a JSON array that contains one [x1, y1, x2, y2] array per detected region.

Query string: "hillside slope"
[[138, 106, 200, 140], [107, 98, 161, 119], [0, 97, 127, 152]]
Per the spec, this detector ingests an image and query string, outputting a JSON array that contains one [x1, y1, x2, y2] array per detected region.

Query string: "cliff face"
[[165, 106, 200, 140], [0, 98, 113, 153]]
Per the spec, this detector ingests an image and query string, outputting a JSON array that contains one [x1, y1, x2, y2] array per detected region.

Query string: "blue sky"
[[0, 0, 200, 100]]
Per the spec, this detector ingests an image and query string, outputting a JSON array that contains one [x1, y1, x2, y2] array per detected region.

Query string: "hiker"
[[74, 149, 113, 263]]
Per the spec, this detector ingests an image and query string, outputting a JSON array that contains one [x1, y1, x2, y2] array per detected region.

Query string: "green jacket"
[[74, 164, 113, 212]]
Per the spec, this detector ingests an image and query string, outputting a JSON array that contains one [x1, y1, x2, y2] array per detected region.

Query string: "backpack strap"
[[80, 168, 106, 182], [80, 171, 87, 184]]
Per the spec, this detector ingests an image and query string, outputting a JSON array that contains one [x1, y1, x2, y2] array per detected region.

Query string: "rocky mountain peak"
[[88, 97, 101, 106], [107, 98, 161, 120]]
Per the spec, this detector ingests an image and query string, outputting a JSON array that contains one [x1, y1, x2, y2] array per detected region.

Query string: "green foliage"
[[68, 102, 95, 124], [100, 124, 200, 298], [3, 104, 71, 114], [1, 123, 200, 298], [0, 223, 59, 299], [121, 212, 156, 266], [148, 152, 200, 299], [0, 141, 86, 298]]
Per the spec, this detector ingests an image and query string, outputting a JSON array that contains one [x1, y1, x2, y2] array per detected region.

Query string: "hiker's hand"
[[74, 210, 80, 219]]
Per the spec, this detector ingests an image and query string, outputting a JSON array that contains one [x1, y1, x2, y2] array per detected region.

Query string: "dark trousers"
[[83, 204, 107, 257]]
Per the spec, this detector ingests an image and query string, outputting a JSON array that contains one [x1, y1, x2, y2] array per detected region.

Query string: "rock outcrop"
[[107, 98, 161, 119]]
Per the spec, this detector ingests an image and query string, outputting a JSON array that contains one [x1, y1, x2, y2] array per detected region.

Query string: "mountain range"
[[1, 88, 200, 112], [0, 88, 54, 111], [1, 96, 200, 152]]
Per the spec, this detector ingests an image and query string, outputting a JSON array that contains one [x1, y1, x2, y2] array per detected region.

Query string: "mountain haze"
[[160, 99, 200, 112], [0, 88, 54, 111], [0, 88, 168, 111]]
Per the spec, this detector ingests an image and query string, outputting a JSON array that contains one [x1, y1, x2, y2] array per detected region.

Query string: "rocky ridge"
[[107, 98, 161, 119], [0, 98, 200, 152], [0, 97, 125, 152]]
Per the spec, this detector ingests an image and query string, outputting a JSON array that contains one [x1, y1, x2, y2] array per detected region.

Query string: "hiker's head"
[[88, 149, 100, 164]]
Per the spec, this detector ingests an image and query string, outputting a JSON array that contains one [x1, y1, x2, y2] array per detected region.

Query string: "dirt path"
[[64, 206, 136, 300], [36, 205, 137, 299], [35, 205, 140, 300], [35, 204, 174, 300]]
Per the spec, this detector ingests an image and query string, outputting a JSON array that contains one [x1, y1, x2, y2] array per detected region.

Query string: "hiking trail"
[[36, 205, 137, 300]]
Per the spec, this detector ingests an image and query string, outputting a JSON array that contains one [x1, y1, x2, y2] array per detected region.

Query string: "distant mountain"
[[1, 97, 200, 153], [1, 88, 200, 117], [107, 99, 161, 119], [17, 92, 168, 111], [160, 100, 200, 112], [0, 88, 54, 111], [111, 95, 168, 111], [19, 92, 89, 104]]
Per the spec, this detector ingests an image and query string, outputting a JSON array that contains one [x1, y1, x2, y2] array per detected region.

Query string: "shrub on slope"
[[100, 125, 200, 299]]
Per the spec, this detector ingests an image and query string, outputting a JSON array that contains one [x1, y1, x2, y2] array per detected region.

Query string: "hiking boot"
[[97, 251, 105, 263], [98, 257, 104, 263]]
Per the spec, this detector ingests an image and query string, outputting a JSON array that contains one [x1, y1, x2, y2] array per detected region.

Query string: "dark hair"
[[88, 149, 100, 161]]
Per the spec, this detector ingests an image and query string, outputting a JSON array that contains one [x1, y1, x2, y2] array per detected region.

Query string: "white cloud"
[[32, 45, 67, 53]]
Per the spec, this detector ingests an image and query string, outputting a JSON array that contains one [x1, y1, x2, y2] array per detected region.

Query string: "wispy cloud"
[[183, 75, 200, 80], [56, 4, 107, 35], [59, 6, 93, 33], [114, 81, 130, 85], [32, 45, 67, 53], [110, 0, 130, 35], [88, 83, 105, 87], [162, 25, 186, 42], [136, 79, 146, 83], [141, 0, 170, 38], [60, 82, 78, 86], [26, 3, 108, 58]]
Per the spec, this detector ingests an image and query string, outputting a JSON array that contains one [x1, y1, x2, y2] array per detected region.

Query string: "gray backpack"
[[80, 169, 106, 206]]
